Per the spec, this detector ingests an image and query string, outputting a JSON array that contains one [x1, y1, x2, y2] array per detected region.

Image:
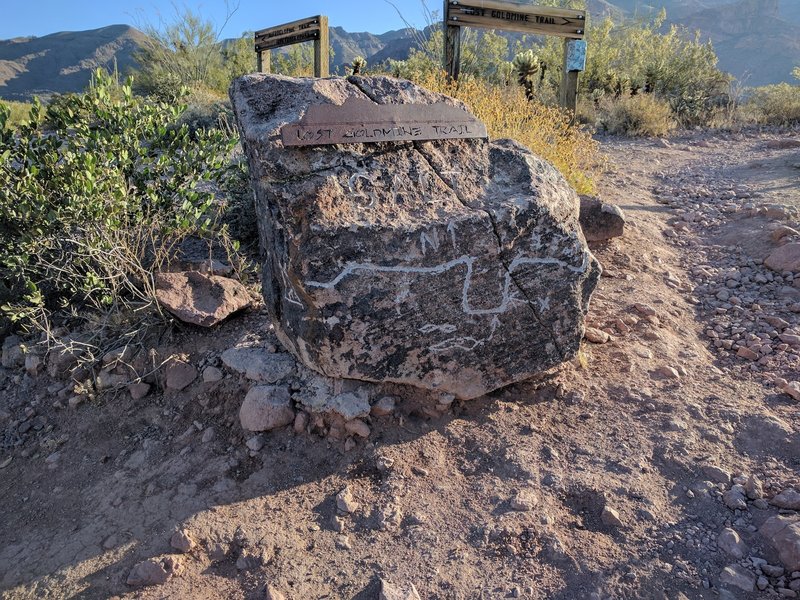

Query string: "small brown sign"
[[255, 16, 323, 52], [281, 98, 488, 147], [445, 1, 586, 39]]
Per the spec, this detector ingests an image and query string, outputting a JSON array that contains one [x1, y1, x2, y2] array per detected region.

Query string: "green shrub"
[[600, 93, 675, 137], [746, 83, 800, 126], [0, 69, 240, 336]]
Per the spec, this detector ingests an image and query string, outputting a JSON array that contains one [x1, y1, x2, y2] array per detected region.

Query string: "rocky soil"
[[1, 128, 799, 600]]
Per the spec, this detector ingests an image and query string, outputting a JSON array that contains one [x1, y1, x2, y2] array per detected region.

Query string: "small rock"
[[773, 489, 800, 510], [371, 396, 396, 417], [128, 382, 151, 400], [235, 547, 270, 571], [720, 564, 755, 592], [579, 196, 626, 242], [202, 366, 224, 383], [737, 347, 759, 360], [782, 382, 800, 402], [702, 464, 731, 484], [634, 303, 657, 316], [763, 565, 786, 578], [336, 487, 359, 514], [245, 435, 266, 452], [379, 578, 422, 600], [1, 335, 24, 369], [760, 516, 800, 572], [164, 360, 197, 391], [335, 535, 353, 550], [68, 395, 85, 409], [24, 354, 42, 377], [584, 327, 610, 344], [155, 271, 251, 327], [126, 555, 183, 587], [265, 585, 286, 600], [746, 475, 764, 500], [601, 506, 624, 528], [344, 419, 370, 438], [293, 411, 309, 434], [239, 386, 294, 432], [510, 491, 538, 511], [766, 244, 800, 273], [221, 347, 295, 383], [201, 428, 215, 443], [723, 486, 748, 511], [170, 530, 196, 553], [757, 576, 769, 591], [718, 528, 747, 559], [656, 365, 680, 379]]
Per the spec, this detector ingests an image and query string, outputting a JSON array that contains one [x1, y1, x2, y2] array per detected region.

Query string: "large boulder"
[[230, 74, 600, 400]]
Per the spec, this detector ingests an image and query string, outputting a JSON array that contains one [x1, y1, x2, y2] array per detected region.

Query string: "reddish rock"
[[765, 244, 800, 273], [155, 271, 251, 327], [239, 386, 295, 432], [164, 359, 197, 391]]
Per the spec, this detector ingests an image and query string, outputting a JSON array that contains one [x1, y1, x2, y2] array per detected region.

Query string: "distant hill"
[[0, 24, 147, 102], [1, 1, 798, 102]]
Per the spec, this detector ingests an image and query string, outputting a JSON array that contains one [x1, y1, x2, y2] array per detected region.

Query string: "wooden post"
[[443, 0, 461, 82], [314, 15, 329, 77], [560, 39, 579, 115]]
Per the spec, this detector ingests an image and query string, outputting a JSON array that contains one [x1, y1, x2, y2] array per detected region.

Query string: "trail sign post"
[[443, 0, 586, 111], [254, 15, 330, 77]]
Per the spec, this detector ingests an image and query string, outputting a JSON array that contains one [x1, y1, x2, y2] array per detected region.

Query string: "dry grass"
[[420, 74, 602, 195], [599, 94, 675, 137], [0, 100, 35, 130]]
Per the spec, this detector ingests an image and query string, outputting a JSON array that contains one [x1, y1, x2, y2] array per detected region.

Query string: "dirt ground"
[[1, 128, 800, 600]]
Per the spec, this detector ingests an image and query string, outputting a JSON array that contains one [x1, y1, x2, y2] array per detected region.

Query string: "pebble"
[[170, 529, 196, 553], [293, 411, 309, 434], [201, 428, 215, 443], [164, 360, 198, 391], [584, 327, 611, 344], [202, 366, 224, 383], [344, 419, 371, 438], [265, 585, 286, 600], [336, 487, 359, 514], [128, 383, 151, 400], [245, 435, 265, 452], [509, 490, 537, 512], [371, 396, 396, 417]]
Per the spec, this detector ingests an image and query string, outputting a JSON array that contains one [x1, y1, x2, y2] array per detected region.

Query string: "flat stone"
[[737, 346, 759, 360], [229, 74, 600, 400], [579, 195, 626, 242], [601, 506, 624, 528], [782, 382, 800, 402], [344, 419, 370, 438], [720, 564, 755, 592], [773, 489, 800, 510], [164, 360, 197, 391], [239, 386, 294, 432], [702, 464, 731, 484], [155, 271, 251, 327], [584, 327, 610, 344], [265, 585, 286, 600], [380, 578, 422, 600], [221, 347, 295, 383]]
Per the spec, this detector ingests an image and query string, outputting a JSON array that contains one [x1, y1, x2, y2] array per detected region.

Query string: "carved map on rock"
[[281, 97, 488, 146], [230, 73, 600, 400]]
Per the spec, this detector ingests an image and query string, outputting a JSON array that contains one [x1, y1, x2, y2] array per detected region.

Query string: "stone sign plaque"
[[281, 98, 488, 147]]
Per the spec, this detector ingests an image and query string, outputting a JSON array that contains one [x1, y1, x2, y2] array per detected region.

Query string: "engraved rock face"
[[230, 73, 600, 399]]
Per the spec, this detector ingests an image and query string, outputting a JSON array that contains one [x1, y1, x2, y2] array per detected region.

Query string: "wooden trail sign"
[[443, 1, 587, 112], [281, 98, 488, 147], [254, 15, 329, 77], [445, 0, 586, 38]]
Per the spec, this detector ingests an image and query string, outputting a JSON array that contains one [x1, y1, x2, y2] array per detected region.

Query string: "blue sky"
[[2, 1, 435, 39]]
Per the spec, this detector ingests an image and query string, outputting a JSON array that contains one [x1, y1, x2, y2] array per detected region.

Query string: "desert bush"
[[419, 73, 601, 195], [0, 100, 37, 130], [746, 83, 800, 126], [599, 93, 675, 137], [133, 7, 255, 98], [0, 69, 242, 346]]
